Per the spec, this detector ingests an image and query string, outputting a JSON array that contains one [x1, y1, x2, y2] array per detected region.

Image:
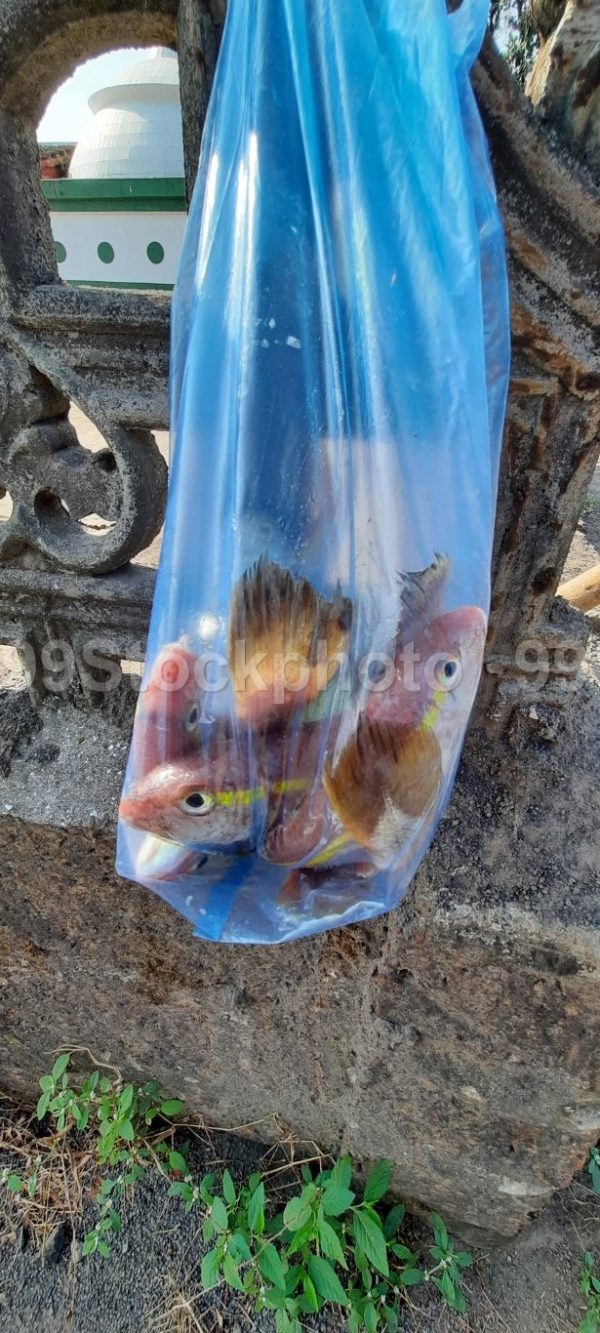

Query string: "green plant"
[[170, 1157, 473, 1331], [587, 1147, 600, 1195], [489, 0, 540, 86], [579, 1252, 600, 1333], [2, 1053, 184, 1257], [1, 1061, 474, 1330]]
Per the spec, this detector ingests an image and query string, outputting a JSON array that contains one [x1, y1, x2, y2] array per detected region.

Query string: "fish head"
[[416, 605, 487, 754], [119, 738, 263, 849], [132, 642, 202, 777]]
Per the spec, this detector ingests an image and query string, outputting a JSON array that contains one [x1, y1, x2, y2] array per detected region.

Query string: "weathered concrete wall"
[[1, 678, 599, 1245], [0, 0, 599, 1248]]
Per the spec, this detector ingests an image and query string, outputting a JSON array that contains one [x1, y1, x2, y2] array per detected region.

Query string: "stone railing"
[[0, 1, 598, 733]]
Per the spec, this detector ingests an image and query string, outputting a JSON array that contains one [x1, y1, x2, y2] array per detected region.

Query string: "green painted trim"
[[67, 279, 174, 290], [43, 177, 187, 212]]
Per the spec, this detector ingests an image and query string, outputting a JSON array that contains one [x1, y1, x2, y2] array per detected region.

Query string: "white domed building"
[[43, 48, 187, 289]]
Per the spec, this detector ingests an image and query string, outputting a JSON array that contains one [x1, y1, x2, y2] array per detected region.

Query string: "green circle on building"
[[97, 241, 115, 264], [54, 241, 67, 264], [147, 241, 165, 265]]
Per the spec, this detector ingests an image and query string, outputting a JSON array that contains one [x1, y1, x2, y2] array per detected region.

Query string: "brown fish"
[[228, 557, 352, 723]]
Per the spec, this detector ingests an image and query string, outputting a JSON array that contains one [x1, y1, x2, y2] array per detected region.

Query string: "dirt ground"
[[0, 1118, 599, 1333]]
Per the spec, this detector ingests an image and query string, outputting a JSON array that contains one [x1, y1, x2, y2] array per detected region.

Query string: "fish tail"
[[323, 716, 442, 855]]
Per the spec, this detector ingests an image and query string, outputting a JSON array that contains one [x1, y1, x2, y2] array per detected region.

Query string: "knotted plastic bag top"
[[116, 0, 510, 943]]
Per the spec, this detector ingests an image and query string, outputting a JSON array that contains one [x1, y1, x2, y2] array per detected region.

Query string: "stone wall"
[[0, 0, 599, 1243], [1, 677, 599, 1244]]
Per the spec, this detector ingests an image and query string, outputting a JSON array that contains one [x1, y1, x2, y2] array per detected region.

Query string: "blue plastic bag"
[[117, 0, 510, 943]]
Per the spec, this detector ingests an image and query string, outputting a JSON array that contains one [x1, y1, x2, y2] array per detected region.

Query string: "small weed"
[[588, 1148, 600, 1196], [1, 1053, 184, 1256], [579, 1252, 600, 1333], [169, 1158, 473, 1330], [1, 1060, 474, 1329], [580, 495, 598, 521]]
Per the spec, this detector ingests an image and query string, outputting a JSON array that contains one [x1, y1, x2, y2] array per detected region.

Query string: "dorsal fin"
[[396, 553, 449, 645]]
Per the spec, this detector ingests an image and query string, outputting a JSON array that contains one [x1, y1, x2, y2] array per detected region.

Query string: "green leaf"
[[230, 1232, 252, 1263], [455, 1250, 474, 1268], [383, 1204, 405, 1239], [258, 1242, 287, 1291], [318, 1217, 347, 1268], [322, 1183, 355, 1217], [274, 1309, 292, 1333], [201, 1247, 221, 1290], [222, 1169, 236, 1206], [248, 1172, 262, 1192], [211, 1197, 228, 1231], [430, 1212, 448, 1250], [283, 1196, 312, 1232], [82, 1233, 98, 1256], [400, 1268, 425, 1287], [51, 1053, 70, 1081], [39, 1075, 54, 1093], [169, 1150, 188, 1175], [36, 1091, 51, 1120], [118, 1119, 135, 1142], [453, 1285, 467, 1316], [440, 1271, 456, 1307], [287, 1220, 315, 1256], [248, 1181, 266, 1235], [98, 1241, 111, 1258], [199, 1172, 216, 1205], [285, 1264, 304, 1296], [588, 1156, 600, 1194], [264, 1287, 288, 1311], [119, 1085, 134, 1113], [383, 1307, 399, 1332], [578, 1312, 600, 1333], [307, 1254, 349, 1307], [302, 1275, 319, 1313], [330, 1156, 353, 1190], [363, 1160, 391, 1205], [7, 1174, 23, 1193], [352, 1211, 389, 1278], [160, 1099, 184, 1118], [364, 1301, 377, 1333], [390, 1243, 416, 1262], [223, 1254, 244, 1292]]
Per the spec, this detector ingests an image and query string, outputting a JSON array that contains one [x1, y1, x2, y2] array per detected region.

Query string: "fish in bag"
[[117, 0, 510, 943]]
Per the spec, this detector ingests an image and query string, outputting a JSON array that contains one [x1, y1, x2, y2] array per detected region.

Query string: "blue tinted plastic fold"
[[117, 0, 510, 943]]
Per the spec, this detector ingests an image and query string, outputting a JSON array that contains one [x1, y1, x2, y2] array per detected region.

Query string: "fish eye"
[[178, 791, 213, 814], [435, 655, 462, 688], [185, 704, 200, 731]]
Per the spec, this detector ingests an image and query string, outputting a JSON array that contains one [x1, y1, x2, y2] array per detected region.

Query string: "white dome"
[[69, 47, 184, 180]]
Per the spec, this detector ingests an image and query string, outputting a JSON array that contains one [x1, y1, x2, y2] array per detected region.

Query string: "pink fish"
[[130, 641, 202, 779]]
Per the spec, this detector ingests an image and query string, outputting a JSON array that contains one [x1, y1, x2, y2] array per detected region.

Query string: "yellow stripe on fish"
[[214, 776, 310, 808], [419, 688, 445, 733], [305, 830, 354, 867]]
